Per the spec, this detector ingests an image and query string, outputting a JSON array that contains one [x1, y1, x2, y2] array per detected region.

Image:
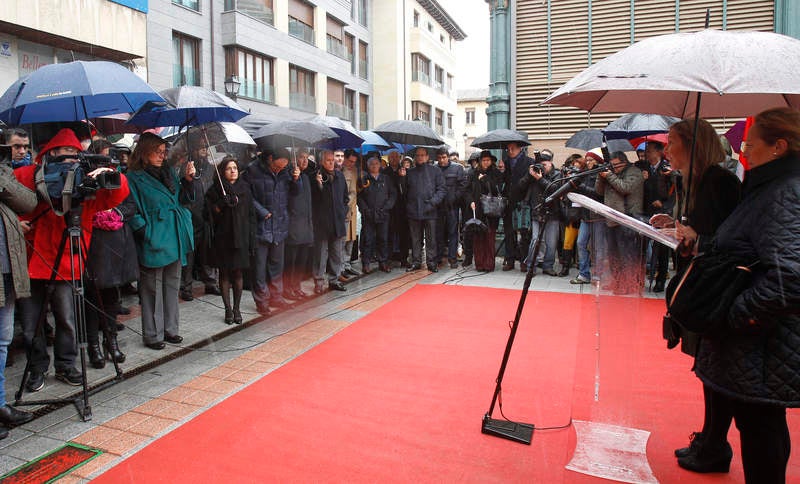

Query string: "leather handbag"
[[665, 251, 758, 335], [479, 183, 508, 218]]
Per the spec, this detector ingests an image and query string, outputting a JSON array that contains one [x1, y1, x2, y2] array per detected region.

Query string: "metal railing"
[[224, 0, 274, 25], [173, 64, 200, 87], [239, 78, 274, 103], [290, 92, 316, 112], [359, 112, 368, 130], [289, 18, 315, 45], [327, 102, 353, 121], [327, 36, 349, 60], [173, 0, 199, 10], [358, 60, 368, 79], [412, 70, 430, 85]]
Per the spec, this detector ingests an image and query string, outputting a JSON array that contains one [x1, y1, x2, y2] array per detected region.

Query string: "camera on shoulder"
[[41, 153, 121, 206]]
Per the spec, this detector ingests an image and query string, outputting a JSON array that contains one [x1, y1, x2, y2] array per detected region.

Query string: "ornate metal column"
[[486, 0, 510, 130]]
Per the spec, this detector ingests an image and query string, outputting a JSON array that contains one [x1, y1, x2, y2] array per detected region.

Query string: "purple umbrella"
[[723, 120, 747, 154]]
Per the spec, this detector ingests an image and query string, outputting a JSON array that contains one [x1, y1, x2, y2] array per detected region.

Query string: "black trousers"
[[708, 387, 790, 483]]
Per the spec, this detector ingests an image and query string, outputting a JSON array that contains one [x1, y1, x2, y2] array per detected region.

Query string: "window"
[[346, 89, 356, 123], [446, 113, 454, 138], [359, 94, 368, 129], [413, 10, 419, 27], [411, 53, 430, 85], [434, 66, 444, 92], [173, 0, 199, 11], [357, 0, 367, 26], [427, 22, 433, 33], [412, 101, 431, 126], [447, 74, 454, 97], [358, 41, 368, 79], [225, 0, 273, 25], [225, 46, 274, 103], [289, 0, 315, 44], [345, 34, 355, 74], [172, 32, 200, 87], [435, 109, 444, 135], [327, 78, 350, 120], [465, 108, 475, 125], [440, 34, 445, 44], [326, 16, 347, 59], [289, 64, 315, 112]]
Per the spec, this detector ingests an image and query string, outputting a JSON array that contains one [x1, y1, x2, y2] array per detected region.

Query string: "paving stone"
[[2, 435, 68, 461], [0, 449, 28, 474]]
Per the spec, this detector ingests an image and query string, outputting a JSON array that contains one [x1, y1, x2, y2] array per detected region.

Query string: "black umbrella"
[[463, 207, 488, 236], [471, 129, 530, 150], [566, 129, 633, 153], [373, 119, 444, 146], [602, 113, 681, 140], [253, 120, 338, 151]]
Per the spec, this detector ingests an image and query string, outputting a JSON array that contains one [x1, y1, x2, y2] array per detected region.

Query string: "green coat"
[[127, 169, 194, 269]]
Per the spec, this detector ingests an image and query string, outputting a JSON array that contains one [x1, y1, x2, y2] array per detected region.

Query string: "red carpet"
[[94, 285, 798, 483]]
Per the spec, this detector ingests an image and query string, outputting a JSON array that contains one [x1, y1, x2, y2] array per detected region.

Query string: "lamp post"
[[462, 132, 469, 159], [224, 75, 241, 100]]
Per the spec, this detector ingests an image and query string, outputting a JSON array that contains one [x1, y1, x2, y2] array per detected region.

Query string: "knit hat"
[[35, 128, 83, 165], [585, 148, 604, 164]]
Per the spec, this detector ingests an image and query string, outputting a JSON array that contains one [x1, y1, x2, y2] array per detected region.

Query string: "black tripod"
[[14, 208, 123, 421], [482, 164, 608, 444]]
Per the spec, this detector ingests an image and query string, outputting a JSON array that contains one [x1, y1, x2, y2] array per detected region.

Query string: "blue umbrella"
[[0, 61, 164, 125], [312, 115, 364, 150], [126, 85, 249, 128], [357, 130, 391, 153]]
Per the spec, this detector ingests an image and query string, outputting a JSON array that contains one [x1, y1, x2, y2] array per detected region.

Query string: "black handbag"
[[665, 251, 758, 335], [479, 183, 508, 218]]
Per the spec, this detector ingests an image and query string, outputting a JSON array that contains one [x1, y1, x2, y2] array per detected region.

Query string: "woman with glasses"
[[126, 133, 195, 350]]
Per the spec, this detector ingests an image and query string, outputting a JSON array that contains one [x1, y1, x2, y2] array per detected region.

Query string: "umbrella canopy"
[[254, 120, 338, 151], [629, 133, 669, 148], [373, 120, 444, 146], [471, 129, 530, 150], [723, 120, 748, 154], [603, 113, 681, 140], [162, 122, 255, 147], [565, 129, 633, 153], [0, 60, 164, 125], [126, 86, 249, 128], [312, 115, 364, 150], [543, 29, 800, 118], [357, 130, 391, 152]]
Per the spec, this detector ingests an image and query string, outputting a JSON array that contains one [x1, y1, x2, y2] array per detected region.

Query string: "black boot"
[[462, 254, 473, 268], [104, 335, 126, 363], [677, 440, 732, 473], [88, 341, 105, 369], [675, 431, 704, 458], [557, 249, 573, 277]]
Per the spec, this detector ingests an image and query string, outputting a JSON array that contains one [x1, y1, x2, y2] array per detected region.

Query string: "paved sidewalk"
[[0, 264, 663, 481]]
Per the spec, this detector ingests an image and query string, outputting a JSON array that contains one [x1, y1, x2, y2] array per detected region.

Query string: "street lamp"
[[224, 75, 241, 100], [462, 132, 469, 159]]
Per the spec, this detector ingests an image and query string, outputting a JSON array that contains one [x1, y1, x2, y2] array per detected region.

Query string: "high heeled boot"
[[88, 341, 105, 369], [104, 334, 127, 363]]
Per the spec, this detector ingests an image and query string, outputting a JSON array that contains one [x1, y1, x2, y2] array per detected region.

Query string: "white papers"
[[567, 193, 680, 249]]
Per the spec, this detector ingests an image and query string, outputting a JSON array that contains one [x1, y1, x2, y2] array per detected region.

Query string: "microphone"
[[601, 138, 612, 164]]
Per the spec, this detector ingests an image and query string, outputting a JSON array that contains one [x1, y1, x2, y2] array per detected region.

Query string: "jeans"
[[18, 279, 78, 374], [436, 207, 460, 262], [525, 219, 559, 270], [252, 240, 286, 307], [0, 274, 15, 406], [577, 220, 609, 279]]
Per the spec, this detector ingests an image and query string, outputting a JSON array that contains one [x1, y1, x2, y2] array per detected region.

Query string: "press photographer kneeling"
[[14, 128, 129, 393]]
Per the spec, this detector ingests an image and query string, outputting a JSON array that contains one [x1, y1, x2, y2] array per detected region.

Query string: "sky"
[[437, 0, 490, 91]]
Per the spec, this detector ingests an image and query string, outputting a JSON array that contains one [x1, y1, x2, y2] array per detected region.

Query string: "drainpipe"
[[210, 0, 216, 90]]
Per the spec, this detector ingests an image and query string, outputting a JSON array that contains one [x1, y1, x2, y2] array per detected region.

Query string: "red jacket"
[[15, 164, 130, 280]]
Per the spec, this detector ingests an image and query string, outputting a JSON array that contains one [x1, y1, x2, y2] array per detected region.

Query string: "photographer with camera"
[[15, 128, 130, 391]]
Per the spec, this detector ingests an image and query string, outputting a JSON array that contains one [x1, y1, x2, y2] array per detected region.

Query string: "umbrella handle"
[[201, 125, 228, 197]]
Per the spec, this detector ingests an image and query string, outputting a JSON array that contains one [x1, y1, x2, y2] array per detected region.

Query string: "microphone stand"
[[481, 165, 607, 444]]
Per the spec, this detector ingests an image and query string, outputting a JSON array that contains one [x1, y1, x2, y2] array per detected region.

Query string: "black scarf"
[[144, 164, 176, 193]]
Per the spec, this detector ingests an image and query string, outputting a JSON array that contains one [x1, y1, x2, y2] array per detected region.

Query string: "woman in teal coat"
[[127, 133, 195, 350]]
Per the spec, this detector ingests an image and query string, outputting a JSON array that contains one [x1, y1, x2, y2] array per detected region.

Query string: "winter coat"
[[595, 163, 644, 227], [357, 173, 397, 224], [287, 171, 314, 246], [86, 194, 140, 288], [343, 167, 358, 241], [401, 163, 446, 220], [242, 160, 298, 245], [512, 168, 560, 222], [126, 168, 194, 269], [466, 165, 504, 222], [180, 158, 216, 225], [694, 155, 800, 407], [15, 164, 130, 280], [504, 152, 535, 203], [205, 178, 256, 270], [0, 163, 36, 305], [312, 169, 349, 240], [641, 160, 676, 216], [437, 161, 468, 210]]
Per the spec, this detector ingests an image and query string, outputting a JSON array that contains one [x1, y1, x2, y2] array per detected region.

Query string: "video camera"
[[42, 153, 121, 206]]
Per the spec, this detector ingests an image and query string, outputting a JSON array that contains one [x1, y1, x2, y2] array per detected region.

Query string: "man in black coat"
[[357, 156, 397, 273], [311, 150, 349, 292], [435, 147, 468, 269], [640, 141, 676, 292], [502, 141, 535, 271], [383, 151, 410, 267], [399, 147, 447, 272]]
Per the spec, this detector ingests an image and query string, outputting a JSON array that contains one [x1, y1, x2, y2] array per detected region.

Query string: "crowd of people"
[[0, 109, 798, 483]]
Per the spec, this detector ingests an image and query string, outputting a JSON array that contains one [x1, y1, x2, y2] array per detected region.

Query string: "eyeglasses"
[[154, 149, 167, 157]]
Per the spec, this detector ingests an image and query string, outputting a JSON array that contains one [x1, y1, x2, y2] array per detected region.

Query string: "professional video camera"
[[42, 153, 121, 206]]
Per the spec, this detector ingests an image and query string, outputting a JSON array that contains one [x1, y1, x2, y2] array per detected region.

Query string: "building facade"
[[372, 0, 465, 147], [455, 88, 488, 159]]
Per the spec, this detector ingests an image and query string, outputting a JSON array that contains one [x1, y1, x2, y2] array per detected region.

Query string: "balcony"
[[435, 124, 444, 135], [224, 0, 274, 25], [434, 80, 444, 92], [173, 64, 200, 87], [327, 102, 353, 121], [290, 92, 316, 112], [327, 36, 349, 60], [289, 18, 315, 45], [358, 60, 368, 79], [446, 129, 455, 138], [359, 112, 368, 130], [412, 70, 430, 86], [239, 78, 274, 103]]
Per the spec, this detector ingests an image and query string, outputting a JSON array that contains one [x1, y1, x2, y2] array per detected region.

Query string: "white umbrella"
[[543, 29, 800, 118]]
